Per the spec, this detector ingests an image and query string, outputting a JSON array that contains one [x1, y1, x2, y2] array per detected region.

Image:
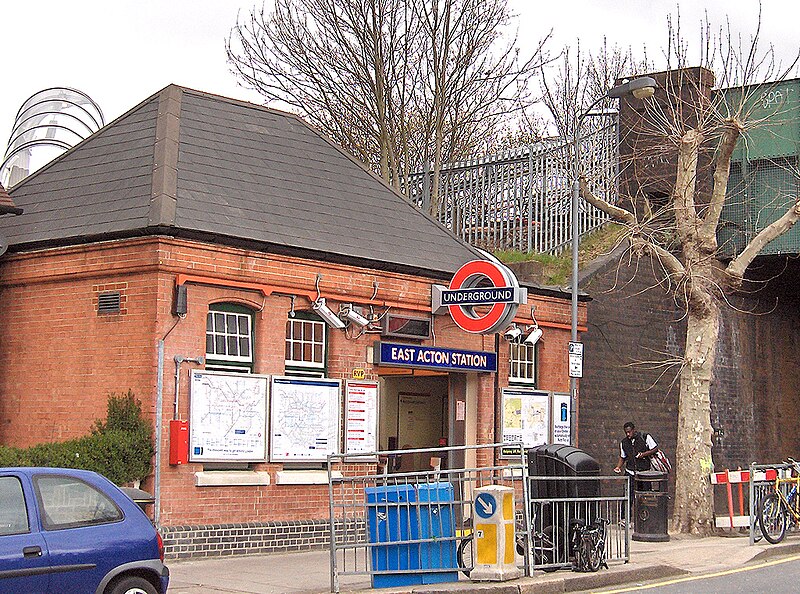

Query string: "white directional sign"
[[568, 341, 584, 378]]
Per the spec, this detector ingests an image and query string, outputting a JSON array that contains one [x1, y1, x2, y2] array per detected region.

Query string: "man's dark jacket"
[[621, 431, 651, 472]]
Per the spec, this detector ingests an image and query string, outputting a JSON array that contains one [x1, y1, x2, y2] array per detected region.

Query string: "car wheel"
[[107, 576, 158, 594]]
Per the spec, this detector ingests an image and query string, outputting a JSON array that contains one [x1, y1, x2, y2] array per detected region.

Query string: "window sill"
[[194, 471, 271, 487], [276, 470, 342, 485]]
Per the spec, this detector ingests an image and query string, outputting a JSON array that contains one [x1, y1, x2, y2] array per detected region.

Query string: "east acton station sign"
[[374, 342, 498, 373], [432, 260, 527, 334]]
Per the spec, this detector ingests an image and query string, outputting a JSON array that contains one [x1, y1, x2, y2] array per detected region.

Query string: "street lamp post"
[[569, 76, 656, 446]]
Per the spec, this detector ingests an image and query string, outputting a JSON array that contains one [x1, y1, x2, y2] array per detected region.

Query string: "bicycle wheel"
[[457, 535, 474, 577], [534, 524, 564, 572], [586, 535, 602, 572], [758, 492, 787, 544]]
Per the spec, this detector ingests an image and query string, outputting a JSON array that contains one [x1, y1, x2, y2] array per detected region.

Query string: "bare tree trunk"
[[672, 303, 718, 534]]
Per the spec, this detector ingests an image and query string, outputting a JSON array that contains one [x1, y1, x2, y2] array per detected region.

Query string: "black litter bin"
[[526, 445, 600, 537], [632, 471, 669, 542]]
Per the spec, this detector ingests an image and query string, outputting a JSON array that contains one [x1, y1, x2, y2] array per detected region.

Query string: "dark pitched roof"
[[0, 184, 22, 215], [0, 85, 484, 278]]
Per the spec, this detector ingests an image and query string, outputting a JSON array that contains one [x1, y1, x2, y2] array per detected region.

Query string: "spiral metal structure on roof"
[[0, 87, 104, 189]]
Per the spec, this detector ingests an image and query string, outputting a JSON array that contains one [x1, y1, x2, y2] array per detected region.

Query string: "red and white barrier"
[[710, 469, 778, 529]]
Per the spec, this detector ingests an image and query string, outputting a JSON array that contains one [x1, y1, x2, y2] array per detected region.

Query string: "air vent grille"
[[98, 291, 121, 314]]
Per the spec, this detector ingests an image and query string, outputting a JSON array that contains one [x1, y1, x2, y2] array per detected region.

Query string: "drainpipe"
[[493, 333, 501, 466], [154, 340, 165, 528]]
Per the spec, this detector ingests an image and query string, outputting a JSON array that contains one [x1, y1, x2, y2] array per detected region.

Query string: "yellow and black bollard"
[[469, 485, 522, 581]]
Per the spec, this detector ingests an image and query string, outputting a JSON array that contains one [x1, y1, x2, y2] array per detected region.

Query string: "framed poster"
[[552, 392, 572, 445], [501, 388, 550, 457], [189, 369, 269, 463], [344, 381, 379, 456], [269, 376, 342, 462]]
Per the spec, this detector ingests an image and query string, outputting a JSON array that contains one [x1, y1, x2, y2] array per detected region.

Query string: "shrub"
[[0, 391, 154, 485]]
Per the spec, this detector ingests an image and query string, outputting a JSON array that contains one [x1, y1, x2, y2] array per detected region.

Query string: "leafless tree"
[[226, 0, 550, 212], [579, 5, 800, 534], [539, 38, 652, 140]]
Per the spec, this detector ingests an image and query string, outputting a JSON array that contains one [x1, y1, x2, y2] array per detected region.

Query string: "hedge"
[[0, 390, 154, 485]]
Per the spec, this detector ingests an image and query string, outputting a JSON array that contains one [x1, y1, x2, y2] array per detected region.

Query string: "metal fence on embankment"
[[406, 124, 618, 255]]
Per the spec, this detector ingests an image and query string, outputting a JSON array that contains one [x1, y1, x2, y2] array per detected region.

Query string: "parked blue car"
[[0, 467, 169, 594]]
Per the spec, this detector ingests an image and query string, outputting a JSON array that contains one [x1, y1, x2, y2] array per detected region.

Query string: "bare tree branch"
[[727, 198, 800, 285]]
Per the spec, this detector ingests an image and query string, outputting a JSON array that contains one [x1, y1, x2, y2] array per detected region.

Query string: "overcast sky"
[[2, 1, 798, 145]]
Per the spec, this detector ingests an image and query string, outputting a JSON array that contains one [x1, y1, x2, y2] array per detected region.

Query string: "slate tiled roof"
[[0, 85, 484, 278]]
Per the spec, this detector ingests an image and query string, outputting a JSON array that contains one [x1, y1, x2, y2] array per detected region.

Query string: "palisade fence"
[[406, 123, 618, 255]]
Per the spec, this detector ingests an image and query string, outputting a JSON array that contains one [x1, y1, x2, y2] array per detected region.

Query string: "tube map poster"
[[189, 370, 268, 462], [270, 376, 341, 462]]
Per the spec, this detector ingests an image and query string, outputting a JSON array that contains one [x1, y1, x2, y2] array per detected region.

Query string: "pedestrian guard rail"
[[326, 443, 629, 592]]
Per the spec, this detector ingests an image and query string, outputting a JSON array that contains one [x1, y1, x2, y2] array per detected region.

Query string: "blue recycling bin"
[[417, 482, 457, 584], [365, 482, 457, 588], [366, 484, 422, 588]]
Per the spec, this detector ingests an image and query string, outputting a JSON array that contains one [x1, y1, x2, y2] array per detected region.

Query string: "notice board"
[[500, 387, 550, 457], [269, 376, 341, 462], [344, 381, 379, 455], [189, 369, 269, 463]]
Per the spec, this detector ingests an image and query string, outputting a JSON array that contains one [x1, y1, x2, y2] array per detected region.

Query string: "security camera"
[[340, 304, 370, 327], [503, 324, 522, 342], [524, 326, 543, 345], [312, 298, 346, 329]]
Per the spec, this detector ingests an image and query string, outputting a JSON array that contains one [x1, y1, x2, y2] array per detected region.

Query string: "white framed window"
[[206, 304, 254, 371], [509, 342, 537, 385], [285, 314, 326, 377]]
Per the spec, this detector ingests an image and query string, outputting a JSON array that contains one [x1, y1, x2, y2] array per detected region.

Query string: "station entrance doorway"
[[378, 372, 473, 473]]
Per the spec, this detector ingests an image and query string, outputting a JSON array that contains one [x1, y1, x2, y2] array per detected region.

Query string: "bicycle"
[[757, 458, 800, 544], [571, 518, 609, 572], [456, 518, 562, 576]]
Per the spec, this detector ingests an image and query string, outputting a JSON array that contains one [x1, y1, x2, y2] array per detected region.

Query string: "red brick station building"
[[0, 86, 584, 556]]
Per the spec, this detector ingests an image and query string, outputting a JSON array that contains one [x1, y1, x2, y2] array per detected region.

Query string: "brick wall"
[[0, 239, 161, 445], [579, 252, 800, 507], [162, 519, 341, 559], [1, 235, 578, 556], [579, 253, 683, 482]]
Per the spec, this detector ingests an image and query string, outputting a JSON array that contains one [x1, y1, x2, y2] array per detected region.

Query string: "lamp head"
[[607, 76, 657, 100]]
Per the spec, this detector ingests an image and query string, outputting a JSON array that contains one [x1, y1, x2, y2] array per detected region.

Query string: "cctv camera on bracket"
[[339, 304, 370, 328], [503, 324, 523, 342], [312, 297, 346, 329], [524, 326, 543, 345]]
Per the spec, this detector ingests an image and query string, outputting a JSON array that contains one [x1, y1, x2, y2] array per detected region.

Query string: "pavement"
[[166, 532, 800, 594]]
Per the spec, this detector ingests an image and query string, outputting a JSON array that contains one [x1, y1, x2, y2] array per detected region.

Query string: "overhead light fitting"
[[313, 297, 346, 329], [340, 304, 370, 328]]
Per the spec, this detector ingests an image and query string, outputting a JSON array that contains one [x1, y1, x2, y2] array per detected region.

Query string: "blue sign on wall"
[[374, 341, 497, 373]]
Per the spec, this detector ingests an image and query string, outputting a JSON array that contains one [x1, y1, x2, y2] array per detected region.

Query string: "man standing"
[[613, 421, 658, 523]]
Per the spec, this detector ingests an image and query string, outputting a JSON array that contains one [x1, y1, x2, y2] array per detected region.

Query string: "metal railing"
[[526, 474, 630, 571], [327, 444, 527, 592], [749, 462, 800, 545], [406, 124, 618, 255], [326, 443, 629, 592]]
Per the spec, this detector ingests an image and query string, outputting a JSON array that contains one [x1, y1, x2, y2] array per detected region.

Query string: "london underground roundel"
[[443, 260, 525, 334]]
